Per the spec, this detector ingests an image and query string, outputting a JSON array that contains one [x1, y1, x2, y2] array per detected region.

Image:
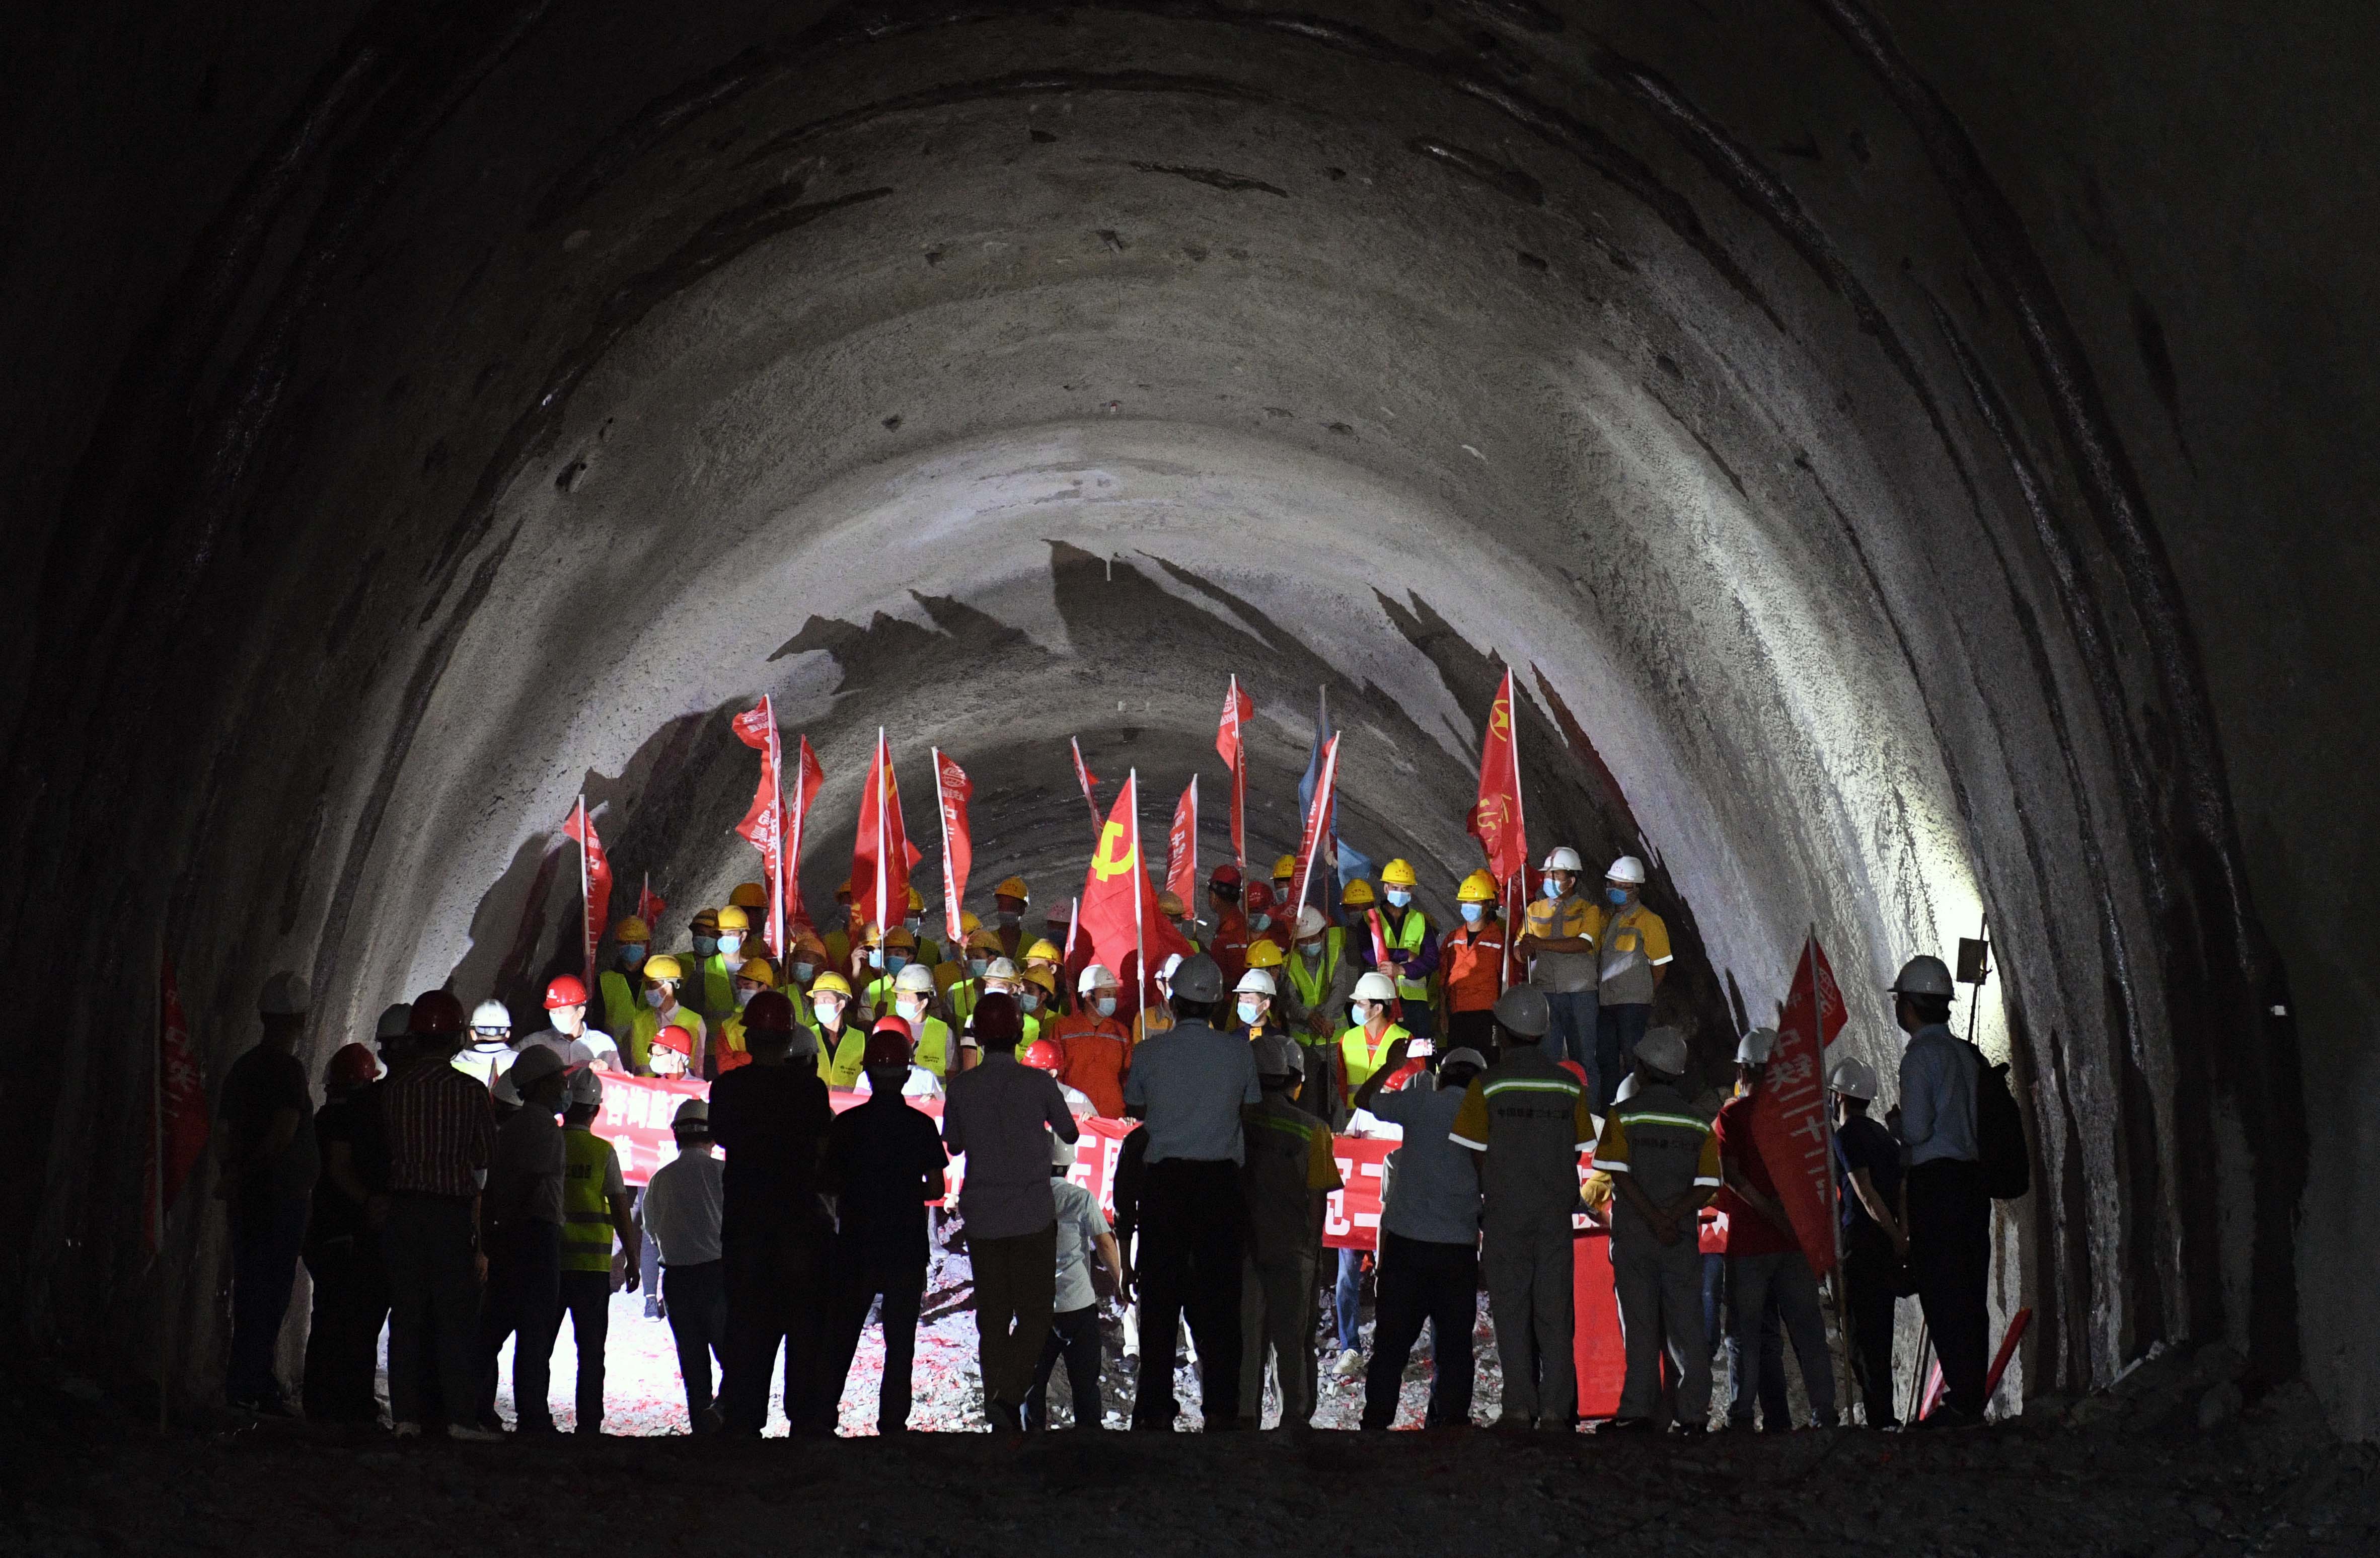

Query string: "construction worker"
[[303, 1041, 387, 1425], [927, 911, 983, 994], [946, 927, 1003, 1031], [860, 925, 921, 1018], [1156, 891, 1201, 952], [1205, 865, 1251, 987], [1281, 905, 1354, 1115], [1450, 985, 1597, 1430], [648, 1023, 696, 1078], [476, 1045, 569, 1434], [454, 998, 515, 1088], [1027, 1133, 1124, 1431], [699, 900, 759, 1027], [599, 914, 652, 1044], [1018, 966, 1059, 1048], [711, 955, 776, 1076], [1715, 1028, 1837, 1430], [216, 972, 319, 1417], [1243, 881, 1288, 960], [1442, 870, 1507, 1056], [989, 875, 1032, 959], [522, 975, 603, 1071], [1237, 1034, 1342, 1430], [1592, 1027, 1720, 1435], [1829, 1055, 1906, 1428], [1352, 1035, 1489, 1431], [1233, 942, 1293, 1042], [899, 885, 945, 968], [1337, 875, 1376, 929], [1593, 855, 1671, 1108], [809, 971, 868, 1087], [1269, 853, 1299, 916], [1018, 934, 1064, 1000], [1891, 953, 1988, 1428], [1051, 965, 1132, 1118], [886, 962, 956, 1082], [642, 1098, 726, 1430], [1132, 953, 1182, 1044], [1519, 845, 1601, 1095], [822, 881, 861, 972], [824, 1021, 951, 1434], [557, 1066, 640, 1435], [685, 906, 723, 980], [1364, 859, 1441, 1042], [1327, 969, 1408, 1377], [628, 954, 706, 1076], [966, 956, 1024, 1062]]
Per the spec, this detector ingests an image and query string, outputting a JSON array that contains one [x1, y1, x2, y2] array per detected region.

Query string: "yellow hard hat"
[[1024, 938, 1062, 964], [1381, 858, 1419, 888], [792, 929, 828, 958], [1341, 879, 1377, 907], [906, 885, 925, 911], [1457, 870, 1499, 903], [737, 957, 777, 988], [644, 954, 684, 983], [729, 882, 769, 910], [884, 926, 918, 950], [811, 971, 853, 997], [1156, 890, 1185, 916], [964, 927, 1005, 952], [960, 910, 982, 933], [690, 907, 720, 932], [614, 915, 651, 943], [1245, 940, 1286, 970], [994, 876, 1030, 902], [716, 905, 751, 932], [1272, 853, 1298, 879], [1022, 966, 1058, 993]]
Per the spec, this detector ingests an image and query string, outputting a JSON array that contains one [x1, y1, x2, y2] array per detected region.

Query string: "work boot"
[[1331, 1349, 1363, 1379]]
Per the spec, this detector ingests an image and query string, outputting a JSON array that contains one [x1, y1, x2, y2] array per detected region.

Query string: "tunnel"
[[3, 0, 2370, 1455]]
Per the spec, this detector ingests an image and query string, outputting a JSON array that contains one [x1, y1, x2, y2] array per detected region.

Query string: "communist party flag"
[[148, 955, 209, 1251], [1077, 772, 1195, 1013], [1466, 668, 1527, 884], [1750, 933, 1852, 1275], [562, 798, 612, 987], [731, 696, 788, 956], [1165, 775, 1199, 906], [933, 748, 974, 944], [1216, 676, 1254, 876], [850, 729, 921, 935]]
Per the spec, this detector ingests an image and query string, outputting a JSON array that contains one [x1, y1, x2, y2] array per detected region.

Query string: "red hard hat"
[[544, 974, 589, 1009], [654, 1024, 694, 1056], [1022, 1039, 1062, 1072], [742, 988, 795, 1032], [1210, 864, 1242, 887], [866, 1015, 914, 1069], [873, 1014, 914, 1042], [408, 990, 466, 1035], [326, 1043, 379, 1090], [1244, 881, 1274, 911]]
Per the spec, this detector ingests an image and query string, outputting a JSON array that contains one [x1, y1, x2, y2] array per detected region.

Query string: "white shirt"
[[854, 1065, 946, 1102], [518, 1028, 598, 1069], [640, 1148, 725, 1267], [1051, 1179, 1111, 1313]]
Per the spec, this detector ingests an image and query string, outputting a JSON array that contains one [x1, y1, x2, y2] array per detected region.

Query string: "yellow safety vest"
[[700, 954, 737, 1024], [628, 1003, 704, 1074], [561, 1128, 617, 1273], [817, 1025, 867, 1088], [913, 1017, 953, 1080], [1381, 908, 1432, 1003], [947, 978, 983, 1031], [1285, 928, 1346, 1028], [1340, 1022, 1410, 1091], [598, 968, 639, 1048]]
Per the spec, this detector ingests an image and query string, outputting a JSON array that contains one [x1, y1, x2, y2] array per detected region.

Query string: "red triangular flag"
[[1216, 677, 1254, 876], [1749, 936, 1847, 1275], [150, 956, 210, 1252], [1077, 774, 1195, 1016]]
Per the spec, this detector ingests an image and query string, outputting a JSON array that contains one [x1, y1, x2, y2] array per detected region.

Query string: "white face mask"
[[813, 997, 843, 1028], [1095, 996, 1118, 1018], [552, 1004, 585, 1036], [1236, 998, 1262, 1026], [735, 986, 757, 1008], [897, 996, 926, 1023], [651, 1051, 688, 1077]]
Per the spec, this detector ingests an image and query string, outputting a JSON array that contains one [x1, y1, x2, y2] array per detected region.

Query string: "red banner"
[[787, 735, 824, 930], [1289, 733, 1340, 922], [150, 956, 210, 1250], [636, 875, 666, 933], [562, 799, 612, 987], [850, 729, 920, 936], [1070, 737, 1101, 830], [933, 748, 973, 944], [731, 696, 787, 957], [1750, 936, 1848, 1275], [1216, 676, 1253, 876], [1467, 667, 1527, 885], [1165, 775, 1199, 907], [1077, 773, 1194, 1014]]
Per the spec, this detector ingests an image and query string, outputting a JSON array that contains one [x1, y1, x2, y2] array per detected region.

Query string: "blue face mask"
[[716, 933, 742, 956], [1542, 879, 1563, 900], [1236, 998, 1262, 1026], [1460, 903, 1484, 923], [1020, 993, 1040, 1013], [1095, 997, 1118, 1018], [1250, 913, 1271, 931], [1606, 887, 1629, 907], [1385, 889, 1411, 908], [693, 935, 719, 957], [885, 953, 909, 974], [868, 947, 885, 969], [792, 961, 815, 983], [969, 958, 989, 977], [619, 944, 646, 968]]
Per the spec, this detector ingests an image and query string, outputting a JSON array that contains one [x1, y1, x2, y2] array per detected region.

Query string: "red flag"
[[1289, 733, 1341, 918], [1071, 737, 1101, 828], [1466, 668, 1527, 884], [785, 735, 824, 929], [1165, 776, 1199, 906], [933, 748, 974, 943], [149, 956, 209, 1252], [1749, 935, 1849, 1275], [562, 798, 612, 987], [1077, 773, 1194, 1014], [1216, 677, 1254, 876], [731, 696, 787, 957], [636, 874, 666, 931], [850, 729, 919, 935]]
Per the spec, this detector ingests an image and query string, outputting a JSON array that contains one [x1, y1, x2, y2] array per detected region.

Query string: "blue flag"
[[1297, 688, 1372, 906]]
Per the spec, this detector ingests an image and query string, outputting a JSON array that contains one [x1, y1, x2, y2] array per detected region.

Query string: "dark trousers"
[[1362, 1232, 1477, 1429], [1843, 1228, 1904, 1426], [557, 1269, 612, 1432], [475, 1221, 562, 1428], [722, 1228, 832, 1435], [1700, 1250, 1788, 1425], [381, 1195, 482, 1429], [1541, 990, 1600, 1088], [1026, 1305, 1104, 1430], [302, 1236, 389, 1423], [1906, 1158, 1991, 1416], [1133, 1159, 1244, 1429], [822, 1253, 926, 1433], [664, 1260, 729, 1422], [228, 1194, 310, 1404], [1595, 1001, 1651, 1111]]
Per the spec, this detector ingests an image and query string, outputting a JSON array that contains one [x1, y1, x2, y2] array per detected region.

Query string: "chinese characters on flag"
[[933, 749, 974, 944], [562, 799, 612, 987], [1216, 676, 1254, 877], [1749, 934, 1850, 1275], [1165, 775, 1199, 906]]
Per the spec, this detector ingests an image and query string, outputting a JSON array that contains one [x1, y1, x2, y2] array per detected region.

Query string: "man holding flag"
[[1715, 1028, 1838, 1431]]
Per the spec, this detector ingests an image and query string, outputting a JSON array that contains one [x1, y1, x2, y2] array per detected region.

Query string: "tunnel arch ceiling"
[[5, 0, 2337, 1428]]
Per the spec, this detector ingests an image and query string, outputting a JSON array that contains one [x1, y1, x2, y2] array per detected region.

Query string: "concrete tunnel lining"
[[0, 0, 2350, 1435]]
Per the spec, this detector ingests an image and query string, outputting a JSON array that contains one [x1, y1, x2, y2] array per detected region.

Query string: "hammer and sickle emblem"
[[1091, 821, 1138, 881], [1490, 696, 1512, 738]]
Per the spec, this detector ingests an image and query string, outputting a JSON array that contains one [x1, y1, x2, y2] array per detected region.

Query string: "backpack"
[[1967, 1041, 2031, 1200]]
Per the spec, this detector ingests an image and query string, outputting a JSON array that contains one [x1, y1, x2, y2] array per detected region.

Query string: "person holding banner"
[[627, 954, 705, 1077], [1714, 1029, 1837, 1431]]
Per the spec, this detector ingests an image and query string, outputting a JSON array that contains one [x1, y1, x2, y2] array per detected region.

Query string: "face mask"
[[995, 910, 1021, 928], [1606, 887, 1629, 906], [1020, 993, 1040, 1013], [868, 947, 885, 970], [968, 958, 989, 977], [717, 933, 742, 956], [644, 988, 666, 1009], [1236, 999, 1262, 1026], [1297, 939, 1322, 958], [1386, 889, 1411, 908], [885, 953, 909, 974], [1095, 996, 1118, 1018], [1460, 902, 1484, 923], [792, 961, 814, 983], [693, 934, 719, 957], [904, 917, 923, 937], [619, 944, 646, 968], [813, 998, 842, 1028], [897, 996, 926, 1023], [1350, 1001, 1374, 1024], [1542, 879, 1563, 900], [735, 986, 757, 1008], [1250, 913, 1271, 931]]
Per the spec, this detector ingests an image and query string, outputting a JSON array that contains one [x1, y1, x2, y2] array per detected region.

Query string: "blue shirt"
[[1124, 1019, 1261, 1164], [1832, 1112, 1902, 1235], [1897, 1024, 1979, 1166], [1367, 1078, 1481, 1245]]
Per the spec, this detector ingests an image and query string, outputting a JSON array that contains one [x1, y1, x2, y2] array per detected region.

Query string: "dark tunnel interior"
[[2, 0, 2374, 1445]]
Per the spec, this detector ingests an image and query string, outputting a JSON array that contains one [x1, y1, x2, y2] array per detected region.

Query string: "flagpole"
[[875, 729, 889, 937], [1506, 669, 1527, 992], [1811, 923, 1855, 1419], [788, 740, 809, 934], [577, 794, 593, 990], [933, 746, 956, 943], [767, 696, 786, 960], [1130, 771, 1147, 1025]]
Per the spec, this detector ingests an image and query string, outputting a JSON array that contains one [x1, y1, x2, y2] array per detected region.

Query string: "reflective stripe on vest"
[[560, 1129, 615, 1273], [1340, 1023, 1410, 1089], [1385, 909, 1431, 1003]]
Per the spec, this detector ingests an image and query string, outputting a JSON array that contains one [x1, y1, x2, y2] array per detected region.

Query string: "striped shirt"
[[381, 1056, 496, 1198]]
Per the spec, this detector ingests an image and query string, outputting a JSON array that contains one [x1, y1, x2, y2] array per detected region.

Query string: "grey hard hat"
[[491, 1068, 523, 1108], [376, 1002, 414, 1039], [673, 1097, 712, 1130], [1170, 952, 1226, 1002], [1051, 1131, 1078, 1169], [258, 971, 311, 1016], [508, 1045, 568, 1090], [1439, 1046, 1489, 1073], [565, 1068, 605, 1109], [1890, 955, 1956, 998], [1635, 1027, 1690, 1076], [1492, 984, 1551, 1038], [1253, 1033, 1303, 1079], [1828, 1056, 1881, 1100], [1735, 1028, 1779, 1065]]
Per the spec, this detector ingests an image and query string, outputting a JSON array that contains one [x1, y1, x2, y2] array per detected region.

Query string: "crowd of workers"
[[209, 844, 1998, 1438]]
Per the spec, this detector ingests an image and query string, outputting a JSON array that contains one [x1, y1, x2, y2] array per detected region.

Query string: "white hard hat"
[[1606, 855, 1647, 885], [470, 998, 511, 1030], [1439, 1046, 1487, 1072], [1613, 1072, 1641, 1104], [1828, 1057, 1880, 1100], [1541, 846, 1582, 873], [985, 957, 1020, 981], [1295, 905, 1328, 939], [1352, 970, 1398, 1003], [1157, 952, 1184, 987], [376, 1003, 414, 1039], [1890, 955, 1956, 998], [258, 971, 311, 1016], [1235, 968, 1277, 997], [565, 1068, 605, 1109], [1736, 1028, 1779, 1065], [1636, 1027, 1690, 1076], [893, 962, 938, 995], [1051, 1132, 1078, 1169], [1077, 963, 1119, 995]]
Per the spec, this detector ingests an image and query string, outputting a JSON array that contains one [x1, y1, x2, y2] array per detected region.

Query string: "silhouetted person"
[[475, 1045, 568, 1433], [643, 1098, 727, 1430], [302, 1038, 388, 1425], [216, 972, 320, 1416], [1892, 956, 1987, 1427]]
